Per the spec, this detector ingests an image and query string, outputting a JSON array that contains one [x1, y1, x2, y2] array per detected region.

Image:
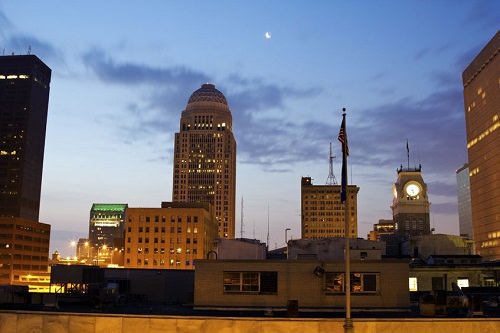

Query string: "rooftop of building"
[[187, 83, 227, 105]]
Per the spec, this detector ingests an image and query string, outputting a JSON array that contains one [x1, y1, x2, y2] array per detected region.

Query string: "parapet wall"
[[0, 311, 499, 333]]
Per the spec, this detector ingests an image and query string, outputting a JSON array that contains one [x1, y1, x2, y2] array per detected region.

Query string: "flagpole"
[[406, 139, 410, 170], [338, 108, 353, 333]]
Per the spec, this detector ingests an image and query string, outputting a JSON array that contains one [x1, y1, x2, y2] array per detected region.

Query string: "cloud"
[[81, 49, 323, 169], [80, 48, 467, 196], [1, 34, 62, 64], [82, 48, 209, 90], [0, 10, 12, 38]]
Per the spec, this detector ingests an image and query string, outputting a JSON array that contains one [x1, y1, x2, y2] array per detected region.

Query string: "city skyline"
[[0, 2, 498, 257]]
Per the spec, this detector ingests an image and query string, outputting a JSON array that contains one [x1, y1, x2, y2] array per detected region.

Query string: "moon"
[[265, 32, 271, 39]]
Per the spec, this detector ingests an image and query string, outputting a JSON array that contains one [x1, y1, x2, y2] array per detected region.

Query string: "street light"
[[285, 228, 291, 259], [84, 241, 90, 264], [5, 244, 12, 285], [70, 240, 76, 259], [285, 228, 291, 245]]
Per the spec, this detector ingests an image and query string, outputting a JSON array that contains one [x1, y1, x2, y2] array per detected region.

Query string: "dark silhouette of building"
[[0, 54, 51, 221], [172, 84, 236, 238], [0, 54, 52, 289]]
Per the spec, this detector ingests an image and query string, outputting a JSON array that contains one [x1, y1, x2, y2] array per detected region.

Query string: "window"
[[409, 277, 418, 291], [457, 278, 469, 288], [325, 272, 379, 293], [432, 277, 444, 290], [223, 272, 277, 294]]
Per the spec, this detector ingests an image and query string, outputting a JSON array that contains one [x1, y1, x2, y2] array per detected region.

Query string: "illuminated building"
[[124, 202, 217, 270], [300, 177, 359, 239], [0, 54, 51, 221], [88, 203, 127, 265], [456, 163, 473, 239], [391, 166, 431, 237], [0, 217, 51, 292], [462, 31, 500, 260], [172, 84, 236, 238], [368, 219, 395, 241]]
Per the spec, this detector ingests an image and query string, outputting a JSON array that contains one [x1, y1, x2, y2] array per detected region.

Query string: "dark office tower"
[[463, 31, 500, 261], [172, 84, 236, 238], [0, 55, 51, 221]]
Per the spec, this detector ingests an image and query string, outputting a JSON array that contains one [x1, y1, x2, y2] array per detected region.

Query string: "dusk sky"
[[1, 1, 499, 257]]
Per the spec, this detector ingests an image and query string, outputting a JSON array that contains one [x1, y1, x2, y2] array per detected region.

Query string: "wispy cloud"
[[1, 33, 62, 64], [81, 49, 323, 169]]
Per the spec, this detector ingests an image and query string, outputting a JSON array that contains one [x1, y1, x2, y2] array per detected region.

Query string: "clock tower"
[[391, 165, 431, 237]]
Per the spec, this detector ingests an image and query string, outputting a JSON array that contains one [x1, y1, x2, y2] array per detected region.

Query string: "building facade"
[[456, 163, 473, 239], [124, 202, 217, 270], [391, 166, 431, 237], [88, 203, 127, 265], [288, 238, 385, 261], [172, 83, 237, 239], [0, 217, 50, 291], [462, 31, 500, 261], [0, 55, 51, 221], [301, 176, 359, 239], [194, 259, 409, 310], [210, 238, 267, 260]]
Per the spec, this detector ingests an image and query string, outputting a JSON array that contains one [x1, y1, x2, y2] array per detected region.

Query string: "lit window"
[[409, 277, 418, 291], [325, 272, 378, 293], [457, 278, 469, 288]]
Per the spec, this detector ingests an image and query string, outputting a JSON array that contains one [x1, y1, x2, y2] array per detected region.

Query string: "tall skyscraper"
[[0, 54, 51, 289], [462, 31, 500, 261], [301, 177, 359, 239], [0, 55, 51, 221], [172, 84, 236, 238], [391, 165, 431, 237], [456, 163, 472, 239]]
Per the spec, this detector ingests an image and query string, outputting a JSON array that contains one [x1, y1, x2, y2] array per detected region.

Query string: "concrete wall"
[[1, 311, 499, 333]]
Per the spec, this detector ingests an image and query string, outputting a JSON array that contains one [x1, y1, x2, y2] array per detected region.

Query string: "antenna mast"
[[267, 203, 270, 250], [326, 142, 338, 185], [240, 197, 244, 239]]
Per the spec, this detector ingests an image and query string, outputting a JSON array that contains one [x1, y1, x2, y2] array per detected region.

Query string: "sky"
[[1, 1, 499, 258]]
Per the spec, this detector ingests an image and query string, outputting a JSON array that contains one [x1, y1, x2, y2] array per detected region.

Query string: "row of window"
[[130, 226, 199, 233], [126, 258, 192, 266], [131, 247, 198, 255], [127, 237, 198, 244], [222, 271, 379, 294], [128, 216, 199, 223]]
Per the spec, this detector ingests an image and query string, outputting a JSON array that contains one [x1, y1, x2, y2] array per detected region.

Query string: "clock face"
[[405, 183, 421, 197], [393, 186, 398, 198]]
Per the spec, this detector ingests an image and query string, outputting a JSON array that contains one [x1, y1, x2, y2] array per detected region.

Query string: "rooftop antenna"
[[240, 197, 244, 239], [27, 45, 31, 55], [326, 142, 338, 185], [266, 203, 270, 250]]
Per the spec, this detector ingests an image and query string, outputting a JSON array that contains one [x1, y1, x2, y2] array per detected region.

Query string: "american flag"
[[338, 113, 349, 203], [338, 115, 349, 156]]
